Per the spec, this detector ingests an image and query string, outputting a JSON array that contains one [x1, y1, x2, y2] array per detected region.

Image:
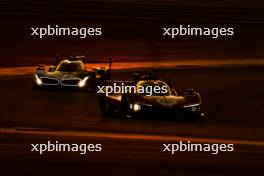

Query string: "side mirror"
[[35, 64, 46, 74], [171, 88, 177, 96], [36, 64, 45, 70], [48, 65, 56, 72]]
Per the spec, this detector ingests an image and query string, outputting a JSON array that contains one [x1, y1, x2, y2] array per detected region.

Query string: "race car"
[[99, 73, 203, 120], [33, 55, 111, 90]]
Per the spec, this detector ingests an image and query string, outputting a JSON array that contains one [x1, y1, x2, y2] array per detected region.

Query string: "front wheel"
[[119, 95, 130, 118], [99, 94, 115, 116]]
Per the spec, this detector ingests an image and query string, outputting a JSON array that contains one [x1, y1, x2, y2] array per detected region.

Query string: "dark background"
[[0, 0, 264, 66]]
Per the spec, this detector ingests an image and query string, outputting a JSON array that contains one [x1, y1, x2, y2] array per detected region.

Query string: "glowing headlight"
[[35, 74, 42, 85], [133, 104, 141, 112], [78, 76, 89, 88]]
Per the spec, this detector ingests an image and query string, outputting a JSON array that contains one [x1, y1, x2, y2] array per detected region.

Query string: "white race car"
[[33, 56, 111, 90]]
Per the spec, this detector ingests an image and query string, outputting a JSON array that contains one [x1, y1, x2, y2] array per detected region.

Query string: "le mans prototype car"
[[33, 56, 111, 90], [99, 73, 203, 120]]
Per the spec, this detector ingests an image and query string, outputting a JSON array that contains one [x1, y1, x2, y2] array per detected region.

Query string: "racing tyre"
[[120, 95, 130, 118]]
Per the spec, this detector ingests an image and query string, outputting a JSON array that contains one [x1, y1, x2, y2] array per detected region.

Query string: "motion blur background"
[[0, 0, 264, 66]]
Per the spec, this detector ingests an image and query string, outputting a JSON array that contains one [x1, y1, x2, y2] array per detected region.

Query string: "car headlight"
[[35, 74, 42, 85], [132, 103, 141, 112], [78, 76, 89, 88]]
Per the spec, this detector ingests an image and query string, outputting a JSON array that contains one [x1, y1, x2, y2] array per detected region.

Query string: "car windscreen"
[[57, 63, 83, 72], [137, 81, 171, 96]]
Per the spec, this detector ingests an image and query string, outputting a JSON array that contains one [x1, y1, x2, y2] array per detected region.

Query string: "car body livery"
[[99, 74, 202, 120]]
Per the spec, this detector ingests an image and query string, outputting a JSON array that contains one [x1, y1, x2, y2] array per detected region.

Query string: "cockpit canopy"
[[56, 60, 84, 72]]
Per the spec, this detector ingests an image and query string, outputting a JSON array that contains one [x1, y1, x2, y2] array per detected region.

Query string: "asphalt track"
[[0, 66, 264, 175], [1, 129, 264, 176]]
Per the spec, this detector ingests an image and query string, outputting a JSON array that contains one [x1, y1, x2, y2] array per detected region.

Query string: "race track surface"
[[1, 67, 264, 175]]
